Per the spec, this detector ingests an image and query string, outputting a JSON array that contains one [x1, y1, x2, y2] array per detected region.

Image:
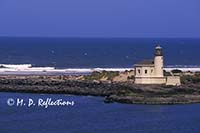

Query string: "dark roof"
[[137, 59, 154, 64], [134, 59, 154, 67]]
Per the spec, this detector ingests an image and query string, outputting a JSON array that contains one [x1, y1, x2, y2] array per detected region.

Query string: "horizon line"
[[0, 36, 200, 39]]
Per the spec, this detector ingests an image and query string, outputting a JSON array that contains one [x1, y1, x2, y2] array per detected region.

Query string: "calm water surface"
[[0, 92, 200, 133]]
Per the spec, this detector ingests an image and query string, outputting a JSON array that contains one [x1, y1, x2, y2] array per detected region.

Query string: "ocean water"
[[0, 92, 200, 133], [0, 37, 200, 68], [0, 37, 200, 133]]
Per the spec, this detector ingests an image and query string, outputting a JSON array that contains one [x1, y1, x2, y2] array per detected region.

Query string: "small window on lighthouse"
[[151, 69, 153, 73], [145, 70, 147, 74], [138, 69, 141, 74]]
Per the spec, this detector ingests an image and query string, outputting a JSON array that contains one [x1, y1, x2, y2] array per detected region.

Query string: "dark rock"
[[0, 75, 200, 104]]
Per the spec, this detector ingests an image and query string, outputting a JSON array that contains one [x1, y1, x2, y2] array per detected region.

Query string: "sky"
[[0, 0, 200, 38]]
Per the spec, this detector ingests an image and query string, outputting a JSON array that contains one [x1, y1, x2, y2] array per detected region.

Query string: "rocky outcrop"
[[0, 75, 200, 105]]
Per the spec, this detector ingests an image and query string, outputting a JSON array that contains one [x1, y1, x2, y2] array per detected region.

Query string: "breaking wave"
[[0, 64, 199, 75]]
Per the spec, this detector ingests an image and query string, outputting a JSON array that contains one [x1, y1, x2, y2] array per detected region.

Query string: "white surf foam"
[[0, 64, 32, 69], [0, 64, 199, 74]]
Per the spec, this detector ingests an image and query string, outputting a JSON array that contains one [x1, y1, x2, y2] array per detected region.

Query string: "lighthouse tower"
[[154, 45, 164, 77]]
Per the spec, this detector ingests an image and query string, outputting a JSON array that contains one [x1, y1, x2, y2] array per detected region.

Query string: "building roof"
[[134, 59, 154, 67]]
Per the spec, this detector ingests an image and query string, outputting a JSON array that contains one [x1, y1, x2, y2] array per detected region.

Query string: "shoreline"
[[0, 75, 200, 105], [0, 65, 200, 75]]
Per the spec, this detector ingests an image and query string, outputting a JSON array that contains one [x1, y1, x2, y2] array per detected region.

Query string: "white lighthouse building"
[[134, 45, 181, 85]]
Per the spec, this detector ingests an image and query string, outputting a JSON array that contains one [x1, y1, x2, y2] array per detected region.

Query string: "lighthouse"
[[154, 45, 164, 77], [134, 45, 181, 85], [134, 45, 166, 84]]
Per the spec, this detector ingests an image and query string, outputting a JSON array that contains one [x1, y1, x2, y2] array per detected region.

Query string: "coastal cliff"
[[0, 73, 199, 105]]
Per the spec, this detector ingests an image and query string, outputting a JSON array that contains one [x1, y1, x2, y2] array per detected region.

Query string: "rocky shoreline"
[[0, 75, 200, 105]]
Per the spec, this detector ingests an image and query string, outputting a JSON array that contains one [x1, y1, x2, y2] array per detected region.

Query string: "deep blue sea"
[[1, 92, 200, 133], [0, 37, 200, 133], [0, 37, 200, 68]]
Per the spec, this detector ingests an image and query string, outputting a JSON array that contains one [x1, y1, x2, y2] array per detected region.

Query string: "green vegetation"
[[181, 72, 200, 84], [125, 70, 134, 73], [195, 72, 200, 76], [172, 69, 183, 74], [84, 71, 119, 81], [164, 70, 172, 76]]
